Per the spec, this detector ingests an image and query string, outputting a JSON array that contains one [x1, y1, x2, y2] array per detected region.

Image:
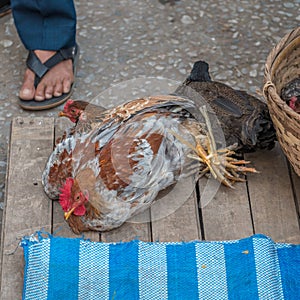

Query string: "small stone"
[[179, 68, 187, 75], [214, 74, 227, 81], [0, 92, 7, 100], [168, 58, 175, 64], [84, 73, 95, 84], [155, 65, 165, 71], [181, 15, 194, 25], [283, 2, 294, 8], [91, 26, 103, 30], [0, 40, 13, 48], [272, 17, 280, 23], [187, 50, 198, 57], [120, 71, 129, 77], [232, 31, 239, 39], [241, 68, 248, 75], [249, 70, 257, 77]]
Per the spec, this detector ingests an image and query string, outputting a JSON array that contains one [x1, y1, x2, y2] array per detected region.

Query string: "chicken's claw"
[[170, 106, 258, 187]]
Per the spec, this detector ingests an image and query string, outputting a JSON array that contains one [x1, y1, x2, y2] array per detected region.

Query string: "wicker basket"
[[263, 27, 300, 176]]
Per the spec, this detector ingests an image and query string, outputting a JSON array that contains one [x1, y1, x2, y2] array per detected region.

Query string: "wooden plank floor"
[[1, 117, 300, 299]]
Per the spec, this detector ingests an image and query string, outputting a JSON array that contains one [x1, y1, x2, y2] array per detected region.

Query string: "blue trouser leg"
[[11, 0, 76, 50]]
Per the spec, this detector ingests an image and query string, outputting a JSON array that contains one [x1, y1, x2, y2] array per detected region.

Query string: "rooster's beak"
[[64, 207, 76, 220], [58, 111, 66, 117]]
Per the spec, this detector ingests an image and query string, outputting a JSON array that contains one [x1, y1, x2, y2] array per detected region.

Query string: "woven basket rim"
[[263, 26, 300, 122], [263, 27, 300, 176]]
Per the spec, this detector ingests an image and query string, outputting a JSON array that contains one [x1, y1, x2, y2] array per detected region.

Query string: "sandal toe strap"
[[26, 45, 78, 80]]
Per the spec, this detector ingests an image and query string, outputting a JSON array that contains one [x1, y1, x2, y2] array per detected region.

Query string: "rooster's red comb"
[[63, 99, 75, 112], [59, 178, 74, 211]]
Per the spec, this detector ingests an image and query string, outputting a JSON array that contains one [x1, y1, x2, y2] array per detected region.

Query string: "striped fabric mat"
[[21, 233, 300, 300]]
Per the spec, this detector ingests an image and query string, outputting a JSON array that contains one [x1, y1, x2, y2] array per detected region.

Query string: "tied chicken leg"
[[42, 95, 256, 234]]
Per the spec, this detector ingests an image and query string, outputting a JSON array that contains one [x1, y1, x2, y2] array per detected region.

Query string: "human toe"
[[19, 87, 35, 100], [53, 82, 63, 97], [34, 82, 46, 101], [19, 69, 35, 100], [62, 78, 72, 94], [45, 85, 54, 99]]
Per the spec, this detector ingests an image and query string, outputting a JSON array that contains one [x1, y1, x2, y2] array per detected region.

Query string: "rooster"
[[175, 61, 277, 152], [58, 100, 106, 133], [42, 95, 256, 234]]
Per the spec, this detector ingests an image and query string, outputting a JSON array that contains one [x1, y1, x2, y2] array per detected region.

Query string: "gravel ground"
[[0, 0, 299, 232]]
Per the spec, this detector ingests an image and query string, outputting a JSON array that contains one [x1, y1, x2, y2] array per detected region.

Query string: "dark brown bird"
[[281, 78, 300, 114], [175, 60, 276, 152], [42, 95, 256, 234]]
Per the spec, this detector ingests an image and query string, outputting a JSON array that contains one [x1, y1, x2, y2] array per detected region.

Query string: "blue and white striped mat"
[[21, 233, 300, 300]]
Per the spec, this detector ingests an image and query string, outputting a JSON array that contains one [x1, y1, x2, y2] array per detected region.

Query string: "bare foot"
[[19, 50, 74, 101]]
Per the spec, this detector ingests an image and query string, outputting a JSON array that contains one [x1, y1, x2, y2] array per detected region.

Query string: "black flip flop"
[[19, 44, 79, 111], [0, 0, 10, 17]]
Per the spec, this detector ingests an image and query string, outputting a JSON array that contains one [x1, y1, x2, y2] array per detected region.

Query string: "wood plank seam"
[[0, 117, 55, 299], [245, 178, 256, 234], [195, 181, 206, 240], [0, 121, 12, 293], [287, 162, 300, 229]]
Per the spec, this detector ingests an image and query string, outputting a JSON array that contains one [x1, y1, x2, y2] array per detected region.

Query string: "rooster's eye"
[[71, 109, 76, 113], [75, 195, 80, 201]]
